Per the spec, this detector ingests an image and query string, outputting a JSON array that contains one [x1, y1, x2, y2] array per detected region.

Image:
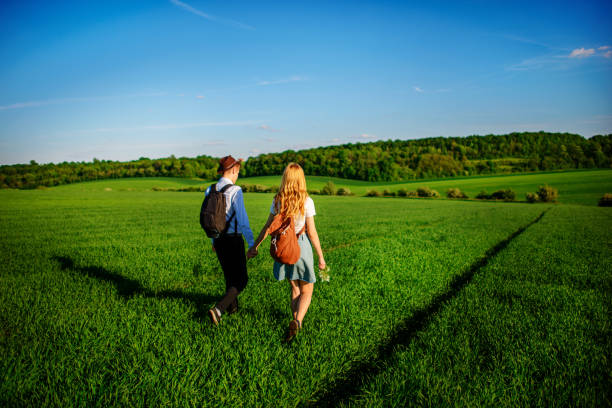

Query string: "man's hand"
[[247, 247, 258, 259]]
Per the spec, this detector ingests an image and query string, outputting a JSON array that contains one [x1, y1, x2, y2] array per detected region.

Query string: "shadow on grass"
[[306, 208, 550, 407], [52, 255, 218, 324]]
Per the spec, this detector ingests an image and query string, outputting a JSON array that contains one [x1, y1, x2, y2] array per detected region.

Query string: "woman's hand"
[[318, 257, 326, 270]]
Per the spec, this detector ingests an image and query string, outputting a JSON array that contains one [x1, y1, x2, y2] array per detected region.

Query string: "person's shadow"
[[52, 255, 218, 323]]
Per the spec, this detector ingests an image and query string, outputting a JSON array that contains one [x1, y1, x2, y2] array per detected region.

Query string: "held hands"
[[246, 246, 258, 259]]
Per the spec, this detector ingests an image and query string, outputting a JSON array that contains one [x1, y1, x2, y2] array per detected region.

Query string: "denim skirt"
[[273, 234, 316, 283]]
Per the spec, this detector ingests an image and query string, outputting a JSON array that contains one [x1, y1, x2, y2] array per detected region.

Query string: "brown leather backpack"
[[267, 214, 305, 265]]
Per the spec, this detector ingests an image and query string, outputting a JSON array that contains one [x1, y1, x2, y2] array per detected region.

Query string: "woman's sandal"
[[285, 319, 300, 343]]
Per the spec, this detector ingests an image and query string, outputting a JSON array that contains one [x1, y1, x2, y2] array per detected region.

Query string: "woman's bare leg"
[[289, 280, 300, 320], [295, 281, 314, 325]]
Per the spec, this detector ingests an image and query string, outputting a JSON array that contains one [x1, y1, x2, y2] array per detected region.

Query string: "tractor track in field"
[[304, 208, 550, 407]]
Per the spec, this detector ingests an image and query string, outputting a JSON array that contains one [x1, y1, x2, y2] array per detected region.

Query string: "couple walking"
[[205, 155, 325, 342]]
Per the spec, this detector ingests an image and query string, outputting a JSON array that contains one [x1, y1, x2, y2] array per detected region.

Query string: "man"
[[207, 155, 255, 325]]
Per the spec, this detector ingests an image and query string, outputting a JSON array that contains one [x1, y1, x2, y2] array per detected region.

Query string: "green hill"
[[41, 169, 612, 206]]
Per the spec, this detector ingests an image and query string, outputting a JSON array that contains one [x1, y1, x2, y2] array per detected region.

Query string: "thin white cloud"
[[0, 92, 166, 111], [262, 137, 277, 143], [80, 121, 259, 133], [288, 143, 316, 151], [506, 39, 612, 71], [507, 53, 567, 71], [412, 86, 450, 94], [359, 133, 377, 139], [500, 34, 559, 50], [257, 76, 307, 86], [196, 95, 205, 99], [257, 124, 280, 132], [569, 47, 596, 58], [169, 0, 253, 30]]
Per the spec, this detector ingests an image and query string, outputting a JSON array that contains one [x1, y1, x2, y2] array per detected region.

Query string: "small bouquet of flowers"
[[318, 265, 330, 282]]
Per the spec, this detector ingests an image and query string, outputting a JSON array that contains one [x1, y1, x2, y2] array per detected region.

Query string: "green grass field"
[[45, 169, 612, 206], [1, 174, 611, 406]]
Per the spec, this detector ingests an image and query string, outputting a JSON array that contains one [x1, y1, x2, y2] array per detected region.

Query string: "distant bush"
[[153, 185, 215, 192], [179, 186, 204, 192], [536, 185, 558, 202], [525, 185, 558, 203], [476, 189, 514, 201], [476, 190, 490, 200], [417, 186, 439, 198], [526, 192, 539, 203], [446, 188, 468, 199], [239, 184, 278, 193], [397, 188, 418, 197], [308, 189, 320, 195], [365, 190, 381, 197], [320, 181, 337, 196], [598, 193, 612, 207], [336, 187, 353, 196], [491, 189, 516, 201], [383, 189, 396, 197]]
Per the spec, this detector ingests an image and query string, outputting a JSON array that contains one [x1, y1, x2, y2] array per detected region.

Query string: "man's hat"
[[217, 155, 244, 174]]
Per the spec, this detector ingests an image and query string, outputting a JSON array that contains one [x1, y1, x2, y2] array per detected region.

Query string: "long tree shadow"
[[52, 256, 218, 323], [306, 209, 550, 407]]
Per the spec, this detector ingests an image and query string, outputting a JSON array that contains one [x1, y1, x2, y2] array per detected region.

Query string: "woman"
[[248, 163, 325, 342]]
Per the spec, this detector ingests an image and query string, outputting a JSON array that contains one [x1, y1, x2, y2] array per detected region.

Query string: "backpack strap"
[[219, 184, 234, 194], [297, 224, 306, 236], [223, 211, 236, 234]]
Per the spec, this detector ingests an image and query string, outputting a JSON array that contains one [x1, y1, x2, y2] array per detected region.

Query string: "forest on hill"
[[1, 132, 611, 189]]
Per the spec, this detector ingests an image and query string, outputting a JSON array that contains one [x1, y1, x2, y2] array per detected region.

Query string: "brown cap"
[[217, 155, 244, 174]]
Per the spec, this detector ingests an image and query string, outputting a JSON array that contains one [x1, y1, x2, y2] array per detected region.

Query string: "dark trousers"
[[214, 234, 248, 293]]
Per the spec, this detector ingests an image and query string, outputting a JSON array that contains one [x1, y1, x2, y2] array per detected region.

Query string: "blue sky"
[[1, 0, 611, 164]]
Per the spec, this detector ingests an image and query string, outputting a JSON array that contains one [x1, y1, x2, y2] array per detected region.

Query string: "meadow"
[[1, 172, 611, 406], [45, 169, 612, 206]]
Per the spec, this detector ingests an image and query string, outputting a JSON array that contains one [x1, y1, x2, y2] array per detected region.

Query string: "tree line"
[[1, 132, 611, 189], [244, 132, 612, 181], [0, 155, 220, 189]]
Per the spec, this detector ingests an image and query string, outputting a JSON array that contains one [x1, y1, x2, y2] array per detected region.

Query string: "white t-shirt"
[[270, 196, 316, 233]]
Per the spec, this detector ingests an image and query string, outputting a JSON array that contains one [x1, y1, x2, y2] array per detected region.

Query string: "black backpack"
[[200, 184, 236, 238]]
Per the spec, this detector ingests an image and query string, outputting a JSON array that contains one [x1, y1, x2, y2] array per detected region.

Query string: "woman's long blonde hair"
[[274, 163, 308, 217]]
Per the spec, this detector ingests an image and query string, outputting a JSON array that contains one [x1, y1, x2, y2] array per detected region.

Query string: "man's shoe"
[[226, 299, 238, 315], [208, 308, 221, 326]]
